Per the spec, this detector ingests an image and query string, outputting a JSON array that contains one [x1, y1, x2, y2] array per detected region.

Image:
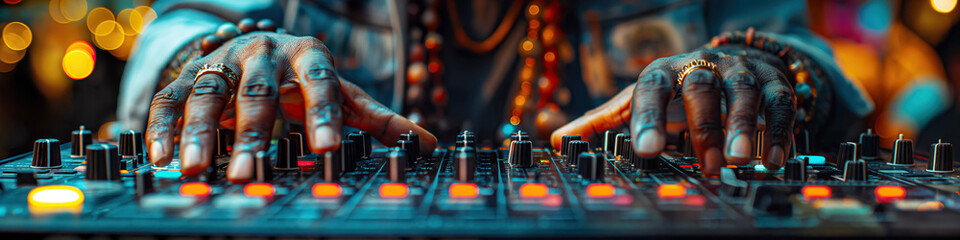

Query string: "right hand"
[[146, 32, 435, 183]]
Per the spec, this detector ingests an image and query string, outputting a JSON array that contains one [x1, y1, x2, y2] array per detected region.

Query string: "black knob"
[[454, 147, 477, 182], [254, 151, 274, 181], [397, 139, 418, 165], [859, 129, 879, 160], [16, 170, 38, 187], [577, 152, 604, 181], [622, 139, 634, 162], [560, 135, 581, 157], [843, 159, 867, 181], [400, 131, 421, 159], [783, 157, 806, 181], [681, 130, 696, 158], [635, 155, 660, 172], [837, 142, 858, 163], [566, 140, 589, 167], [614, 133, 629, 158], [321, 147, 342, 182], [387, 148, 408, 182], [216, 128, 234, 156], [86, 144, 121, 181], [928, 140, 953, 173], [509, 140, 534, 168], [510, 130, 529, 143], [603, 130, 617, 154], [346, 133, 366, 158], [891, 134, 914, 166], [135, 171, 154, 197], [32, 138, 62, 169], [119, 130, 144, 157], [357, 131, 372, 158], [275, 138, 298, 170], [341, 139, 360, 171], [286, 132, 306, 157], [70, 126, 92, 158]]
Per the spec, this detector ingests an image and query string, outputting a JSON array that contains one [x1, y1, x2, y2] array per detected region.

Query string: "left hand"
[[551, 46, 797, 177]]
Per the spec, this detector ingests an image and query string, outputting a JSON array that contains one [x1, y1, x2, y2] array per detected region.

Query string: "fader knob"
[[16, 170, 37, 187], [635, 155, 660, 171], [32, 139, 62, 168], [135, 171, 154, 197], [216, 129, 234, 156], [400, 131, 421, 159], [560, 135, 581, 157], [614, 133, 629, 158], [681, 130, 696, 158], [275, 138, 298, 170], [119, 130, 145, 158], [859, 129, 879, 160], [566, 140, 589, 167], [341, 139, 360, 171], [928, 140, 953, 173], [510, 130, 529, 142], [456, 140, 476, 150], [622, 139, 634, 163], [577, 152, 604, 181], [837, 142, 858, 163], [783, 158, 806, 181], [254, 151, 274, 181], [843, 159, 867, 181], [70, 126, 92, 158], [603, 130, 617, 154], [286, 132, 306, 157], [890, 134, 914, 166], [508, 140, 534, 168], [397, 139, 418, 163], [346, 133, 367, 158], [85, 144, 121, 181], [387, 148, 409, 182], [454, 147, 477, 182], [321, 147, 342, 182]]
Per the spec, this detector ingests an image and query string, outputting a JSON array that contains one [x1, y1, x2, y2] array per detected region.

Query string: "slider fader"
[[1, 127, 960, 238]]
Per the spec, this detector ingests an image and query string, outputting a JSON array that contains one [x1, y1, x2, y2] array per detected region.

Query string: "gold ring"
[[195, 63, 239, 90], [677, 59, 721, 87]]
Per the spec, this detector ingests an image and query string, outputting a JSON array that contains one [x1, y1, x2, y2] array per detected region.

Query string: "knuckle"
[[636, 69, 671, 89], [240, 74, 276, 98], [302, 64, 339, 84], [308, 101, 342, 125], [725, 72, 758, 90], [151, 89, 183, 107], [692, 120, 723, 133], [182, 123, 215, 136], [192, 76, 226, 96], [683, 70, 719, 88]]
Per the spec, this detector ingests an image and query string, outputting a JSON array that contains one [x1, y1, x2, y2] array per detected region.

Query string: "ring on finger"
[[676, 59, 721, 94], [195, 63, 240, 98]]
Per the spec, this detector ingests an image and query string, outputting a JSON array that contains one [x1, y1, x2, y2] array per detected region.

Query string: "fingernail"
[[150, 142, 164, 165], [227, 152, 252, 182], [727, 134, 751, 158], [313, 126, 339, 151], [181, 144, 201, 171], [768, 145, 785, 167], [704, 147, 723, 177], [635, 129, 664, 155]]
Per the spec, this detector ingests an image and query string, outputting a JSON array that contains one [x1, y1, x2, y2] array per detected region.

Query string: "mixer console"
[[1, 127, 960, 238]]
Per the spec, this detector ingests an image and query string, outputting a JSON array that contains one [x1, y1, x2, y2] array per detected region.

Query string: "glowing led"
[[3, 22, 32, 51], [932, 0, 957, 13], [875, 186, 906, 201], [521, 40, 534, 52], [802, 185, 832, 199], [62, 50, 94, 80], [520, 183, 548, 198], [658, 184, 686, 198], [528, 4, 540, 16], [449, 183, 479, 198], [379, 183, 409, 198], [28, 185, 84, 208], [586, 183, 615, 198], [312, 183, 342, 198], [244, 183, 275, 197], [179, 182, 211, 197]]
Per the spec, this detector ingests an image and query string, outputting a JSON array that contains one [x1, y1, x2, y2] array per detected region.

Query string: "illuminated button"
[[28, 185, 84, 208], [658, 184, 686, 198], [586, 183, 615, 198], [449, 183, 479, 198], [379, 183, 409, 198], [875, 186, 906, 201], [519, 183, 548, 198], [179, 182, 211, 197], [802, 185, 832, 200], [312, 183, 342, 198], [244, 183, 275, 197]]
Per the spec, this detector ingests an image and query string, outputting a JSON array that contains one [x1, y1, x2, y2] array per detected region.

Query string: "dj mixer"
[[1, 126, 960, 238]]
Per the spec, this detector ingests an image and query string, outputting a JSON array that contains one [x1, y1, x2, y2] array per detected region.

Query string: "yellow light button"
[[28, 185, 84, 208]]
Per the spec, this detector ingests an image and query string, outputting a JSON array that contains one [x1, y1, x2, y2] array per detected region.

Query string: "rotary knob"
[[400, 131, 421, 159], [135, 171, 155, 197], [86, 144, 121, 181], [783, 157, 806, 181], [508, 140, 534, 168], [614, 133, 629, 158], [70, 125, 92, 158], [454, 147, 477, 182], [560, 135, 582, 157], [275, 137, 299, 170], [603, 130, 617, 154], [577, 152, 604, 181], [859, 129, 880, 160], [566, 140, 589, 167], [346, 133, 367, 158], [928, 140, 954, 173], [387, 148, 409, 182], [397, 140, 418, 165], [843, 159, 867, 181], [119, 130, 145, 164], [32, 138, 62, 169], [254, 151, 274, 181], [341, 139, 360, 171], [837, 142, 858, 163], [890, 134, 914, 166]]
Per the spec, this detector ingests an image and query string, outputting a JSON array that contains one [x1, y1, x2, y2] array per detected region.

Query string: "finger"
[[227, 40, 280, 183], [550, 83, 635, 150], [681, 69, 724, 177], [339, 80, 437, 156], [178, 67, 233, 176], [146, 62, 202, 167], [721, 60, 760, 165], [291, 38, 343, 154], [756, 63, 796, 170], [630, 67, 674, 157]]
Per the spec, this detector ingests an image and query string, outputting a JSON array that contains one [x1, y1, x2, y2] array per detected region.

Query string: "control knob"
[[387, 148, 409, 182], [454, 147, 477, 182], [560, 135, 581, 157], [928, 140, 953, 173], [86, 144, 121, 181], [890, 134, 914, 166], [566, 140, 589, 167], [508, 140, 534, 168], [70, 125, 92, 158], [859, 129, 879, 160], [32, 138, 62, 169], [577, 152, 604, 181]]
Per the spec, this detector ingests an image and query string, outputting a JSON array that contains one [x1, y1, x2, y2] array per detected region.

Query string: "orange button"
[[449, 183, 479, 198], [802, 185, 831, 200], [379, 183, 409, 198], [586, 183, 615, 198], [244, 183, 275, 197], [520, 183, 548, 198], [875, 186, 906, 201], [312, 183, 342, 198], [658, 184, 686, 198], [179, 182, 211, 197]]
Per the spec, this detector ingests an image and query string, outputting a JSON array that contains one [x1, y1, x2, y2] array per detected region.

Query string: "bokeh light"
[[86, 7, 115, 36], [48, 0, 69, 23], [117, 8, 141, 36], [3, 22, 32, 51], [59, 0, 88, 22], [133, 6, 158, 33], [94, 20, 124, 50], [0, 43, 25, 64], [63, 50, 94, 80], [931, 0, 957, 13]]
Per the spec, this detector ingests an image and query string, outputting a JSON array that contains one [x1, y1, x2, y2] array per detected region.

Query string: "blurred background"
[[0, 0, 958, 158]]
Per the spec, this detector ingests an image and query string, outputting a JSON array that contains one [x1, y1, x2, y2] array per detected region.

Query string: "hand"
[[551, 47, 796, 176], [147, 32, 436, 182]]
